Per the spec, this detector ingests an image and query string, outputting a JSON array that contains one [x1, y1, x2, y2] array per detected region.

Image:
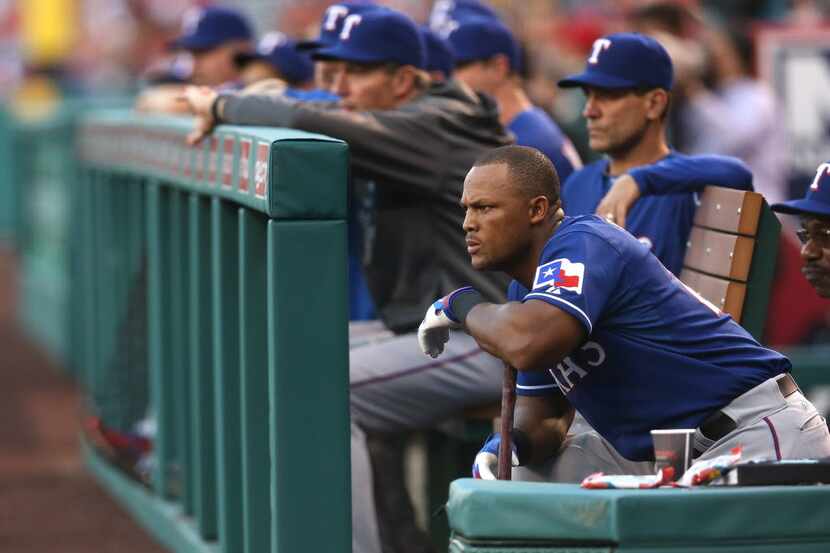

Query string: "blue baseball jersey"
[[510, 215, 789, 461], [284, 88, 340, 101], [508, 107, 582, 183], [561, 152, 752, 275]]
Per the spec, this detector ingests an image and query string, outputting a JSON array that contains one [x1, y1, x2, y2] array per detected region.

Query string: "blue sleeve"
[[509, 279, 566, 396], [516, 368, 562, 396], [522, 229, 624, 335], [284, 88, 340, 102], [629, 154, 753, 196], [506, 280, 521, 302]]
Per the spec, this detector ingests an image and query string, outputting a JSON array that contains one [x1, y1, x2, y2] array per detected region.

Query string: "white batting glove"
[[417, 294, 461, 358], [472, 433, 519, 480]]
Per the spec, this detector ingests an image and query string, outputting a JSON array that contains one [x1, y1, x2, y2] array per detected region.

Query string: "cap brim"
[[169, 35, 221, 52], [234, 51, 263, 67], [771, 198, 830, 217], [558, 71, 641, 89], [311, 45, 384, 64], [296, 40, 324, 52]]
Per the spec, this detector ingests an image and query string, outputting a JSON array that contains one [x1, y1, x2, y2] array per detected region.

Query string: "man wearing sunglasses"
[[772, 163, 830, 298]]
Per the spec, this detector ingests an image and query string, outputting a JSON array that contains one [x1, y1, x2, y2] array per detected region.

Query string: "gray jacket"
[[221, 80, 513, 332]]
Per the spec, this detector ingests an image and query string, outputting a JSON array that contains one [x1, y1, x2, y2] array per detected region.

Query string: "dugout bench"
[[433, 188, 830, 552]]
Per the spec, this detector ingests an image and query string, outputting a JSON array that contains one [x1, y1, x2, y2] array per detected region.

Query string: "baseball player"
[[419, 145, 830, 482], [448, 17, 583, 183], [772, 163, 830, 298], [421, 26, 455, 83], [136, 6, 254, 114], [297, 2, 384, 92], [557, 33, 753, 275], [234, 32, 315, 90]]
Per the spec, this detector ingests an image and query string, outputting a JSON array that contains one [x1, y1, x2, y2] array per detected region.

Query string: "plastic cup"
[[651, 429, 696, 479]]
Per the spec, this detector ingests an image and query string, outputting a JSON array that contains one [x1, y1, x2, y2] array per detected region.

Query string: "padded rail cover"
[[448, 479, 830, 549]]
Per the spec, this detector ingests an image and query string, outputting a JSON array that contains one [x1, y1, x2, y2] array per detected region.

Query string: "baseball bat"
[[497, 364, 517, 480]]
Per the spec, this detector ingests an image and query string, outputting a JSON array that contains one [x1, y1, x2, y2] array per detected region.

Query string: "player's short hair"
[[473, 145, 560, 205]]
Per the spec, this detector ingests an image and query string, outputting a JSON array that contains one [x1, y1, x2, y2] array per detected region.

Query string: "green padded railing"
[[68, 111, 350, 553], [447, 479, 830, 552], [12, 105, 78, 364]]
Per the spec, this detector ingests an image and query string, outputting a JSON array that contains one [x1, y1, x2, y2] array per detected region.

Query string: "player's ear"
[[392, 66, 417, 98], [645, 89, 669, 121], [528, 195, 549, 224], [490, 54, 511, 79]]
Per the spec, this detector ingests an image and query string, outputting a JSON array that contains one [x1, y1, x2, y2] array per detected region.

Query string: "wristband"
[[447, 287, 485, 324], [210, 95, 225, 122]]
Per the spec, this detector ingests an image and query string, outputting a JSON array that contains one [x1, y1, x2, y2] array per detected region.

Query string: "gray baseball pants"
[[515, 373, 830, 483], [348, 323, 503, 553]]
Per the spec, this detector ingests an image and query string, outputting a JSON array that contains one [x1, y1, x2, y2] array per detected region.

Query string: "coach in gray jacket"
[[186, 8, 511, 553]]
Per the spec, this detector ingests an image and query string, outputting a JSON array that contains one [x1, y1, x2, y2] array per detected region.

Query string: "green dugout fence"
[[25, 109, 352, 553], [10, 103, 830, 553]]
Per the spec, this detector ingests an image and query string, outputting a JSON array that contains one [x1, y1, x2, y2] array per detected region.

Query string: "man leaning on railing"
[[183, 7, 514, 553]]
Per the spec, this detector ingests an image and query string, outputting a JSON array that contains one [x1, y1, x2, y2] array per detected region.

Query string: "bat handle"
[[497, 365, 518, 480]]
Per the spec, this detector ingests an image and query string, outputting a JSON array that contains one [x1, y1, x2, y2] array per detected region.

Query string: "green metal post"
[[211, 198, 243, 553], [147, 183, 176, 497], [238, 208, 270, 553], [189, 193, 218, 539], [267, 219, 350, 553], [167, 188, 190, 507]]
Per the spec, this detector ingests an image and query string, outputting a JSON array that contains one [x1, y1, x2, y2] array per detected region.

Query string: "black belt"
[[698, 374, 800, 442]]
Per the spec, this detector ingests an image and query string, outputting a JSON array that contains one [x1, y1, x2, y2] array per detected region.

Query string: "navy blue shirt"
[[511, 215, 789, 461], [561, 152, 752, 275], [508, 107, 582, 183]]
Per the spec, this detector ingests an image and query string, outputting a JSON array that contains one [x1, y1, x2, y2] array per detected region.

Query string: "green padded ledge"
[[78, 112, 348, 221], [447, 479, 830, 548]]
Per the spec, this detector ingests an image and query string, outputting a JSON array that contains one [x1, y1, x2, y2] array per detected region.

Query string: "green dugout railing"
[[9, 105, 77, 363], [69, 111, 351, 553]]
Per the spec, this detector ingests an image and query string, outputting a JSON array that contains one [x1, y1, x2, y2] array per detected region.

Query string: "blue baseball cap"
[[558, 33, 673, 91], [312, 9, 425, 69], [772, 163, 830, 218], [421, 26, 455, 78], [235, 32, 314, 85], [296, 2, 383, 52], [429, 0, 499, 38], [170, 6, 253, 51], [448, 17, 518, 71]]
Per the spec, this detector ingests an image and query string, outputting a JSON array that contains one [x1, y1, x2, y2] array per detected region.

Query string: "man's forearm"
[[514, 395, 574, 466], [629, 155, 753, 195], [219, 93, 300, 127], [465, 302, 533, 369]]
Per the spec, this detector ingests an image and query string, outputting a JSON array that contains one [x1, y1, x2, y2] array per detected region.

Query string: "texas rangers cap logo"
[[532, 258, 585, 295]]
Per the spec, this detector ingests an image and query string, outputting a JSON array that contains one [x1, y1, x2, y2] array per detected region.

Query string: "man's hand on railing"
[[595, 174, 641, 229], [181, 86, 219, 145]]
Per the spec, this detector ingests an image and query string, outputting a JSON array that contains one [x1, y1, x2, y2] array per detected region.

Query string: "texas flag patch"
[[532, 258, 585, 295]]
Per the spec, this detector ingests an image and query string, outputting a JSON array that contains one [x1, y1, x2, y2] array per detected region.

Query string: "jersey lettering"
[[588, 38, 612, 64], [324, 5, 349, 31], [810, 162, 830, 191], [582, 341, 606, 366], [552, 341, 606, 392], [554, 357, 587, 393], [339, 14, 362, 40]]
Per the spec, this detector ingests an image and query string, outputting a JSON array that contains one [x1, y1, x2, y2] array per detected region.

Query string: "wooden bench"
[[680, 186, 781, 341]]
